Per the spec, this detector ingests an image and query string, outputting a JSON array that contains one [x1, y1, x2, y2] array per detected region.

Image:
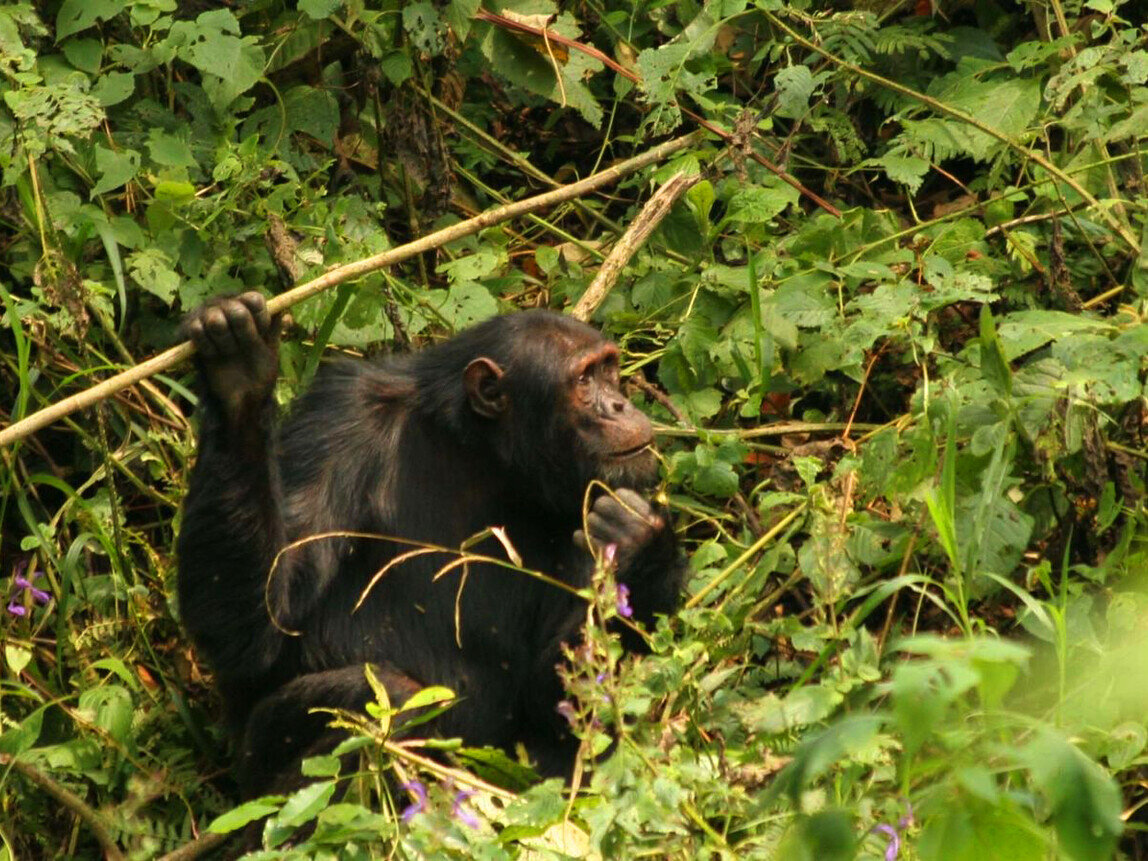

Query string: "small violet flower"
[[452, 789, 480, 829], [873, 823, 900, 861], [615, 583, 633, 618], [400, 780, 427, 822], [872, 802, 914, 861], [7, 563, 50, 618]]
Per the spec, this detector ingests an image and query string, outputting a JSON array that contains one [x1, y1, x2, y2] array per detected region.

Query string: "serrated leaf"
[[731, 685, 843, 734], [127, 248, 179, 304], [774, 64, 815, 119], [876, 154, 930, 192], [726, 183, 798, 224]]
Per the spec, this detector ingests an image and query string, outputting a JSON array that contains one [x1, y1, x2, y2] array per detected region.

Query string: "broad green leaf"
[[91, 145, 139, 196], [275, 780, 337, 828], [299, 0, 342, 18], [731, 684, 843, 734], [1022, 732, 1122, 861], [208, 797, 285, 833], [0, 709, 44, 755], [62, 38, 102, 73], [978, 305, 1012, 397], [918, 802, 1046, 861], [92, 70, 134, 106], [147, 128, 197, 168], [57, 0, 124, 40], [445, 0, 480, 41]]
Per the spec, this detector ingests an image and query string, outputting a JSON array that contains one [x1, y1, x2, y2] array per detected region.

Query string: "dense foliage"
[[2, 0, 1147, 858]]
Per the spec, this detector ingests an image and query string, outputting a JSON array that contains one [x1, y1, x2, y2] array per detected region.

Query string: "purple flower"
[[615, 583, 633, 618], [15, 573, 50, 604], [871, 803, 912, 860], [873, 823, 900, 861], [452, 789, 479, 829], [6, 564, 50, 617], [556, 700, 577, 725], [400, 780, 427, 822]]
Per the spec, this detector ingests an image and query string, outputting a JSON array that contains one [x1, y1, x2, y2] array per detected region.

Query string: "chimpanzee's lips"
[[610, 439, 654, 459]]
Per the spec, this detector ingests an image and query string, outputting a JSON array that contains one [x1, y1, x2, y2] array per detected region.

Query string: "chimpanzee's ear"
[[464, 358, 507, 418]]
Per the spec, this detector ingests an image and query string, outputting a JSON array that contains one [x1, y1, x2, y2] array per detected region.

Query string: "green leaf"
[[299, 0, 343, 19], [275, 780, 337, 827], [127, 248, 179, 304], [147, 128, 197, 168], [876, 154, 930, 193], [445, 0, 480, 41], [765, 715, 883, 805], [91, 145, 139, 196], [62, 38, 102, 74], [978, 305, 1012, 397], [1022, 732, 1122, 861], [57, 0, 124, 40], [78, 685, 133, 746], [379, 50, 413, 85], [774, 64, 815, 119], [0, 709, 44, 755], [300, 754, 342, 777], [92, 71, 134, 106], [731, 684, 843, 734], [4, 645, 31, 675], [918, 802, 1047, 861], [480, 21, 604, 127], [726, 183, 798, 224], [184, 23, 264, 109], [435, 282, 499, 330], [996, 310, 1111, 361], [208, 797, 285, 833]]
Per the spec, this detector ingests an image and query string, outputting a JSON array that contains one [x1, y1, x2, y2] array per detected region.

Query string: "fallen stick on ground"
[[0, 131, 703, 448]]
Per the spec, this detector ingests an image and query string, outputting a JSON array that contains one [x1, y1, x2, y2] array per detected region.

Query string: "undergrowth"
[[1, 0, 1147, 858]]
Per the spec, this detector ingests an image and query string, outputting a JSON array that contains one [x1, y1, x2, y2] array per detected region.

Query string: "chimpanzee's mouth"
[[610, 439, 654, 459]]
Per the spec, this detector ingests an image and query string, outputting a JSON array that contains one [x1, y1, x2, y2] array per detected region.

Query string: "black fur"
[[177, 302, 684, 794]]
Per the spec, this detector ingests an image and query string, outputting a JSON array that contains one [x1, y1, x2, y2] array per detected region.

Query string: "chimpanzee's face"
[[563, 340, 658, 489]]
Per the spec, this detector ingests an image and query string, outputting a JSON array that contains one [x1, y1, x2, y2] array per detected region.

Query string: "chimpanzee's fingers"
[[183, 316, 217, 358], [238, 292, 272, 333], [225, 298, 262, 349], [203, 304, 240, 356], [592, 493, 659, 533]]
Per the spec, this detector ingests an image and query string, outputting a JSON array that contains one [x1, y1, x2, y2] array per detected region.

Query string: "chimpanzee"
[[176, 292, 685, 795]]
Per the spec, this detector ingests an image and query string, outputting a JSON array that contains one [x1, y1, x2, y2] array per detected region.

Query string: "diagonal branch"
[[0, 131, 702, 448]]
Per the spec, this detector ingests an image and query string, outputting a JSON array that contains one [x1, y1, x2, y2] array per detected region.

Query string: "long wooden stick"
[[0, 131, 702, 448]]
